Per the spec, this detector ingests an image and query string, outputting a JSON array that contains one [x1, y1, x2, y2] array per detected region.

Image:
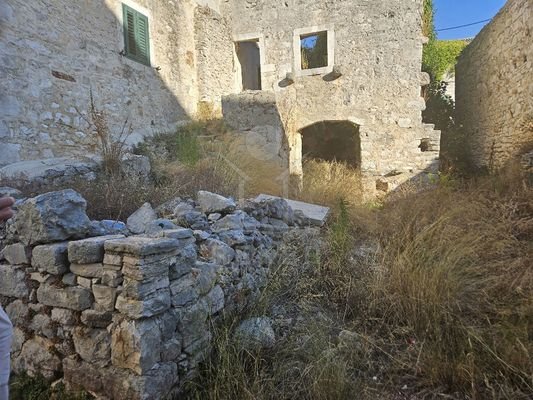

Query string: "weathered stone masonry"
[[0, 189, 308, 399], [0, 0, 199, 164], [455, 0, 533, 170], [2, 0, 440, 196]]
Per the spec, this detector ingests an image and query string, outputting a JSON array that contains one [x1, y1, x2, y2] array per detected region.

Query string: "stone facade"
[[455, 0, 533, 170], [0, 0, 199, 164], [0, 188, 317, 399], [1, 0, 439, 195]]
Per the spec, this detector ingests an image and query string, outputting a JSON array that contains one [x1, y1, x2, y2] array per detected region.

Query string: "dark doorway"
[[300, 121, 361, 167], [236, 40, 261, 91]]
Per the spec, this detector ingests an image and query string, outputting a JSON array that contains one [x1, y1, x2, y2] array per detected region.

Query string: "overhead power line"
[[436, 18, 492, 32]]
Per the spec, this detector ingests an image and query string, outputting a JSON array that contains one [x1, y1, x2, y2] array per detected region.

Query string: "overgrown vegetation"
[[188, 163, 533, 400], [10, 374, 91, 400], [423, 40, 468, 82], [421, 0, 472, 174]]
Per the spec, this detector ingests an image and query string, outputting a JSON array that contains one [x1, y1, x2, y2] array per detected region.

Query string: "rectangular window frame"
[[293, 24, 335, 77], [122, 3, 151, 66]]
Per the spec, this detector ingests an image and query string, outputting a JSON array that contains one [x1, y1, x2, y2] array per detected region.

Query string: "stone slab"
[[254, 194, 330, 226]]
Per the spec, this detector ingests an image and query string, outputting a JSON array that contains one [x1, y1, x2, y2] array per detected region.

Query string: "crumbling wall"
[[0, 0, 198, 166], [219, 0, 439, 195], [0, 189, 305, 399], [455, 0, 533, 169]]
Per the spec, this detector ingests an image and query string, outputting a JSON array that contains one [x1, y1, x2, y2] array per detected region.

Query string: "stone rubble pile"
[[0, 187, 317, 399]]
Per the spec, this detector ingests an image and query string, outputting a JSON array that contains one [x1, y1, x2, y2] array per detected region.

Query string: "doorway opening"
[[299, 120, 361, 168], [235, 40, 262, 91]]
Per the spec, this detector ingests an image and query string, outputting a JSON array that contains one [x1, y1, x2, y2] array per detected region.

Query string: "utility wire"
[[436, 18, 492, 32]]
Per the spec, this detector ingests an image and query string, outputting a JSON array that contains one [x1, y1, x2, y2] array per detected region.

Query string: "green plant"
[[10, 373, 91, 400], [423, 40, 468, 82]]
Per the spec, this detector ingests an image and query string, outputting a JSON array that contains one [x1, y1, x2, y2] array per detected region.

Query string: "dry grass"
[[188, 162, 533, 400], [296, 159, 364, 209]]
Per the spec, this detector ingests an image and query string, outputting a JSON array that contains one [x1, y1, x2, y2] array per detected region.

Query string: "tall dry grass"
[[188, 162, 532, 400], [296, 159, 364, 208]]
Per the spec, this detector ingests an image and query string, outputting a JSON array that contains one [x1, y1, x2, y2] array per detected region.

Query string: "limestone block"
[[194, 262, 219, 295], [177, 300, 209, 348], [0, 264, 29, 298], [145, 219, 178, 236], [101, 269, 123, 287], [70, 262, 104, 278], [92, 284, 118, 311], [169, 244, 197, 280], [2, 243, 31, 265], [51, 308, 77, 325], [122, 254, 174, 281], [104, 236, 178, 257], [217, 229, 249, 246], [103, 253, 122, 266], [32, 242, 69, 274], [126, 203, 157, 234], [193, 230, 210, 241], [11, 327, 26, 357], [29, 271, 52, 284], [29, 314, 56, 338], [115, 288, 171, 319], [80, 309, 113, 328], [122, 276, 170, 300], [77, 276, 92, 289], [199, 238, 235, 265], [169, 274, 198, 307], [7, 189, 91, 246], [161, 338, 182, 362], [206, 285, 225, 315], [157, 228, 194, 240], [5, 299, 30, 325], [63, 357, 178, 400], [37, 283, 93, 311], [68, 235, 125, 264], [197, 190, 236, 213], [111, 317, 162, 375], [12, 336, 61, 380], [62, 273, 77, 286], [73, 327, 111, 366]]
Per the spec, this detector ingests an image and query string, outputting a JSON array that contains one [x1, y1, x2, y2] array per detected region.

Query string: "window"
[[122, 4, 150, 66], [293, 25, 335, 76], [300, 31, 328, 70]]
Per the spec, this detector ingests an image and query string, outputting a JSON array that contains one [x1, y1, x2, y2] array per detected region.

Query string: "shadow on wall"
[[0, 0, 192, 166]]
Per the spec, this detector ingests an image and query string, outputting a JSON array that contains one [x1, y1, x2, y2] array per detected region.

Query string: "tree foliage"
[[423, 40, 468, 81], [421, 0, 468, 81]]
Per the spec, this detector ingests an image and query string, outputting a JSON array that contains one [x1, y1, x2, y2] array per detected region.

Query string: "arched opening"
[[299, 120, 361, 168]]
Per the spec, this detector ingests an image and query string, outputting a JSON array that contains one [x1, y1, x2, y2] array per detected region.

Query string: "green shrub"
[[10, 374, 91, 400]]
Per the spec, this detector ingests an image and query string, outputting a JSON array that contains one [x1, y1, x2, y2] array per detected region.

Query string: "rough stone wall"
[[0, 189, 304, 399], [0, 0, 199, 166], [455, 0, 533, 169], [194, 6, 236, 115], [216, 0, 439, 195]]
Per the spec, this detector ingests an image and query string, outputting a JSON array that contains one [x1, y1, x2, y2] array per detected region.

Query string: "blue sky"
[[434, 0, 507, 40]]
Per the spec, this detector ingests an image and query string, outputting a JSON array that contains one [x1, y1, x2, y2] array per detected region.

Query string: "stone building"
[[456, 0, 533, 170], [1, 0, 439, 195]]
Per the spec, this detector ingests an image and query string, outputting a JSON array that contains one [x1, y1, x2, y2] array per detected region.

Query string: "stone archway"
[[299, 120, 361, 168]]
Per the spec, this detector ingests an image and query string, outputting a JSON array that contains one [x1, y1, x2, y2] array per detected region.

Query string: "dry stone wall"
[[0, 189, 307, 399], [455, 0, 533, 169]]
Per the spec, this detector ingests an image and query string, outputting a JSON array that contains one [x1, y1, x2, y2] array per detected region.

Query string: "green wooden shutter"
[[135, 12, 150, 64], [122, 4, 150, 65]]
